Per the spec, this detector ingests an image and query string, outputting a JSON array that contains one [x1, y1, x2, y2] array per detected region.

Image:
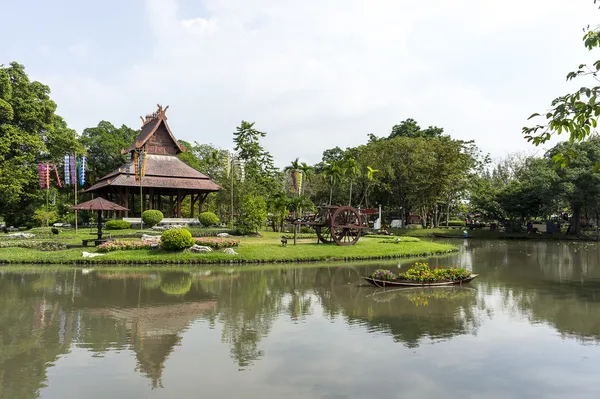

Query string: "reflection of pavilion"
[[86, 301, 215, 388]]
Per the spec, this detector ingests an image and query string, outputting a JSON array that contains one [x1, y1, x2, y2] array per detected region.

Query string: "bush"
[[161, 229, 194, 250], [97, 240, 151, 252], [105, 220, 131, 230], [446, 219, 465, 227], [142, 210, 164, 227], [401, 262, 471, 282], [160, 272, 192, 296], [238, 194, 267, 233], [198, 211, 220, 227], [194, 237, 240, 249], [371, 269, 397, 280], [33, 209, 59, 227]]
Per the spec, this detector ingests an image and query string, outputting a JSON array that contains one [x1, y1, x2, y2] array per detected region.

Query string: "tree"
[[523, 1, 600, 166], [389, 118, 445, 139], [0, 62, 80, 226], [299, 162, 314, 196], [359, 166, 380, 207], [323, 161, 343, 205], [343, 158, 360, 206], [284, 158, 302, 195], [239, 194, 268, 233], [81, 121, 138, 180]]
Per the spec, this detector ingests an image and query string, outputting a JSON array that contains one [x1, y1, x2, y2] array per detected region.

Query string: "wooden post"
[[177, 190, 182, 218], [169, 196, 174, 217], [125, 187, 129, 217], [191, 193, 196, 218]]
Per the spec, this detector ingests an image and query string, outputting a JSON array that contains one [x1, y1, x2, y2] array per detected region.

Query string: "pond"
[[1, 240, 600, 398]]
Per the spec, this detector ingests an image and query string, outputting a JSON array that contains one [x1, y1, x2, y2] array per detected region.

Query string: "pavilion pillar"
[[149, 188, 154, 209], [169, 196, 174, 217], [177, 190, 182, 218], [125, 187, 129, 217], [191, 193, 197, 218]]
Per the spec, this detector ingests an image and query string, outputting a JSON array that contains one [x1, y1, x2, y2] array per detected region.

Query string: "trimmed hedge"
[[446, 219, 466, 227], [105, 220, 131, 230], [194, 237, 240, 249], [199, 212, 220, 227], [161, 229, 194, 250], [142, 210, 164, 227]]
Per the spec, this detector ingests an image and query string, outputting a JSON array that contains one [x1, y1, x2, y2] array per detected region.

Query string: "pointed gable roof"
[[124, 104, 185, 154]]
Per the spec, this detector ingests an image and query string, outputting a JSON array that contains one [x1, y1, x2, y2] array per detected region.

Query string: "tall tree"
[[284, 158, 302, 195], [0, 62, 80, 226], [343, 158, 360, 206], [80, 121, 138, 181], [324, 161, 343, 205], [389, 118, 445, 139]]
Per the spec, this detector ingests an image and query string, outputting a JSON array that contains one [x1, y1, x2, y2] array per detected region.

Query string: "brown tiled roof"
[[86, 154, 221, 193], [125, 118, 185, 154], [72, 197, 129, 211]]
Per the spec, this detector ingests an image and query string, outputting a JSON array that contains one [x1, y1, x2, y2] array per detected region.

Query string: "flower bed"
[[97, 240, 151, 253], [193, 237, 240, 249], [370, 262, 471, 283], [0, 240, 67, 251]]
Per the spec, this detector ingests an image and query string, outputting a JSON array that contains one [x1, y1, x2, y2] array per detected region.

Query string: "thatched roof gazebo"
[[85, 105, 221, 218], [72, 197, 128, 242]]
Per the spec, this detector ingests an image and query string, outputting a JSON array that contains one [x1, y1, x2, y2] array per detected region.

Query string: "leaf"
[[527, 113, 540, 120]]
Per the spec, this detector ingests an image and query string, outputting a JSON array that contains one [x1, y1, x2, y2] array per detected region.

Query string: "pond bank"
[[0, 233, 457, 266]]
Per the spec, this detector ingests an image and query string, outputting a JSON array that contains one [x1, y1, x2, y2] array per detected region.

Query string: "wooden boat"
[[433, 233, 471, 239], [362, 274, 479, 288]]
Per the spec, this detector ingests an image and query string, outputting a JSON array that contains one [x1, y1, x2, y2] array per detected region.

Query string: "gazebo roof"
[[72, 197, 128, 211]]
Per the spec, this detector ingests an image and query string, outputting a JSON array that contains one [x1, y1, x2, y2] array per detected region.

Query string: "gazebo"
[[85, 105, 221, 218]]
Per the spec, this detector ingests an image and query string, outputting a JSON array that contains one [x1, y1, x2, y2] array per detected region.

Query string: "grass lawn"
[[0, 230, 457, 265]]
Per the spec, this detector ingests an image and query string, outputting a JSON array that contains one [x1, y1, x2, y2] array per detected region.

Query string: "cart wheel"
[[316, 225, 335, 244], [331, 206, 362, 246]]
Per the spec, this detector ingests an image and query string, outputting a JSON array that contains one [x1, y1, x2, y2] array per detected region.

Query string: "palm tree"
[[359, 166, 380, 207], [299, 162, 314, 196], [324, 161, 343, 205], [284, 158, 301, 196], [344, 158, 360, 206]]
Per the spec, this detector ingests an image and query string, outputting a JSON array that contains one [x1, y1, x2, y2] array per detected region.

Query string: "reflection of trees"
[[160, 272, 192, 296], [438, 240, 600, 343]]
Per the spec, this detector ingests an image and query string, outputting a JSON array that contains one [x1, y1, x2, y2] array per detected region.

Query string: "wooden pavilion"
[[85, 104, 221, 218]]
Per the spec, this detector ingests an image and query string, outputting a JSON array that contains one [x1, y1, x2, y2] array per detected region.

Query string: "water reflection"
[[1, 240, 600, 398]]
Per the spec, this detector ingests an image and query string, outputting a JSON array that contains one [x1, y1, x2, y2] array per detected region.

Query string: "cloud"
[[41, 0, 599, 166]]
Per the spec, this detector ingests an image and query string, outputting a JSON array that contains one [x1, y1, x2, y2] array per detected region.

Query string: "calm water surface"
[[2, 240, 600, 399]]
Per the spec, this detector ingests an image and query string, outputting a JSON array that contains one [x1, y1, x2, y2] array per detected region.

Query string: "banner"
[[38, 164, 46, 189], [133, 151, 139, 181], [53, 164, 63, 188], [64, 155, 70, 185], [140, 151, 147, 177], [80, 156, 87, 185], [70, 155, 77, 186], [45, 164, 50, 189]]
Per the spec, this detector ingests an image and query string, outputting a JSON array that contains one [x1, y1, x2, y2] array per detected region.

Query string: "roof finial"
[[156, 104, 169, 120]]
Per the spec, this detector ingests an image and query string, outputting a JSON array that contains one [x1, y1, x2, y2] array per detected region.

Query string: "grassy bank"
[[0, 231, 457, 265]]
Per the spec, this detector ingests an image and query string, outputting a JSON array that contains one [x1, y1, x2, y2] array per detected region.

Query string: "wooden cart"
[[294, 205, 369, 246]]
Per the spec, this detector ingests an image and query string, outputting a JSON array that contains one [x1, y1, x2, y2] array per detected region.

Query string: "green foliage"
[[400, 262, 471, 282], [105, 220, 132, 230], [32, 209, 58, 228], [0, 63, 81, 226], [80, 121, 138, 180], [447, 220, 465, 227], [238, 194, 268, 233], [389, 118, 445, 139], [523, 3, 600, 168], [97, 240, 151, 252], [0, 240, 67, 251], [141, 210, 163, 228], [161, 228, 194, 250], [198, 211, 220, 227]]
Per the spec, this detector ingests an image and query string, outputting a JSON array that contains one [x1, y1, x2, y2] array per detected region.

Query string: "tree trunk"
[[572, 206, 582, 237], [446, 200, 451, 228], [348, 180, 353, 206]]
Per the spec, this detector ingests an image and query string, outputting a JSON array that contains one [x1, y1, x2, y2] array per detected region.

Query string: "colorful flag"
[[53, 164, 63, 188], [38, 164, 46, 189], [133, 151, 139, 181], [70, 156, 77, 186], [80, 156, 87, 185], [140, 151, 147, 177], [64, 156, 70, 185], [45, 164, 50, 189]]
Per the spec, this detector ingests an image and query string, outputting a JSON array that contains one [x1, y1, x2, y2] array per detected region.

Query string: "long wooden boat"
[[433, 233, 471, 239], [362, 274, 479, 287]]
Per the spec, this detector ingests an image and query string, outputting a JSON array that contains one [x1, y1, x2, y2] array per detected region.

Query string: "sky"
[[1, 0, 599, 167]]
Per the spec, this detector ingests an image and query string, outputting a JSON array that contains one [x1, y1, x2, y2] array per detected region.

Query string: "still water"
[[2, 240, 600, 399]]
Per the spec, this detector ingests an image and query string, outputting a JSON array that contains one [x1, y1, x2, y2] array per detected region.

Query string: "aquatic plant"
[[401, 262, 471, 283], [370, 269, 397, 280]]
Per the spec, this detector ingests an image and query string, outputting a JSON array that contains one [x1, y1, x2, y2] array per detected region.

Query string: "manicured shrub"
[[446, 219, 465, 227], [105, 220, 131, 230], [97, 240, 151, 253], [142, 210, 164, 228], [161, 229, 194, 250], [198, 211, 220, 227]]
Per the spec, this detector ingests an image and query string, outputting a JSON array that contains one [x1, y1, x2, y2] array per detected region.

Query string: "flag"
[[80, 156, 87, 185], [140, 151, 147, 177], [70, 155, 77, 186], [64, 155, 70, 185], [38, 164, 46, 188], [45, 164, 50, 189], [133, 151, 139, 181], [53, 164, 63, 188]]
